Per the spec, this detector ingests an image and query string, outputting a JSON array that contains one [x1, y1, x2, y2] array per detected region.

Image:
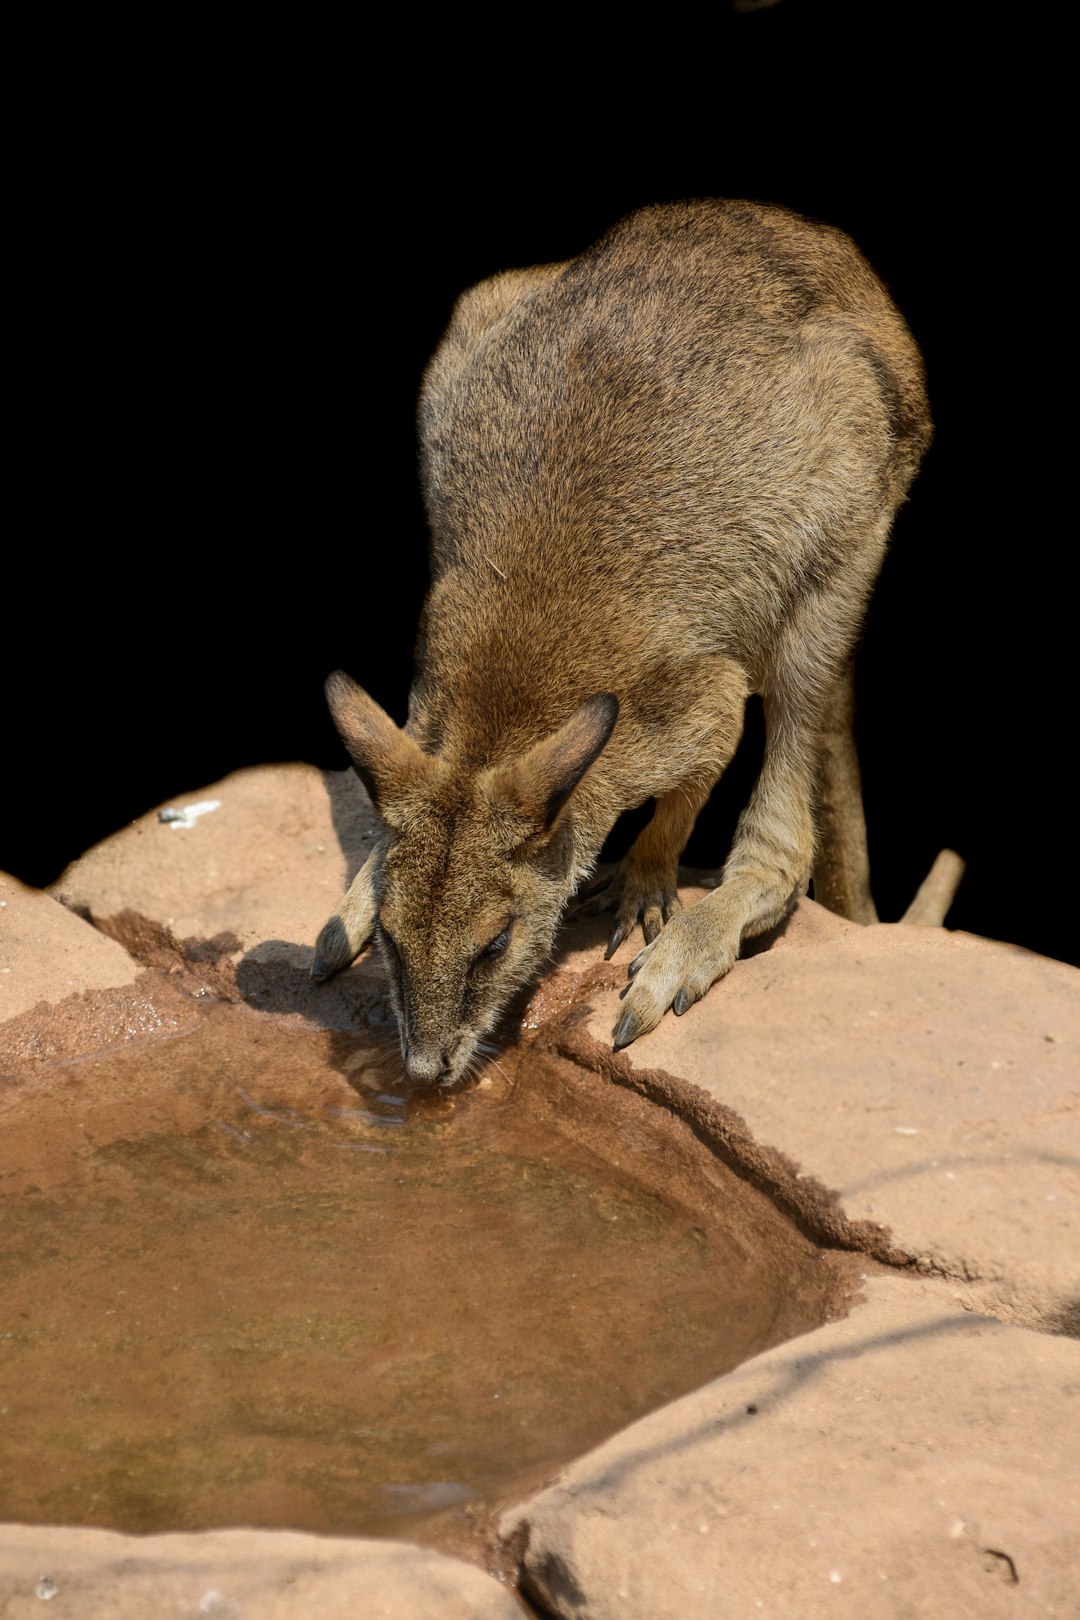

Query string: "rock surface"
[[0, 873, 138, 1020], [505, 1272, 1079, 1620], [582, 896, 1079, 1334], [1, 762, 1077, 1618], [0, 1527, 524, 1618]]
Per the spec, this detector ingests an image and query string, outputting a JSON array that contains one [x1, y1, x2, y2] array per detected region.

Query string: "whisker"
[[484, 1051, 517, 1094]]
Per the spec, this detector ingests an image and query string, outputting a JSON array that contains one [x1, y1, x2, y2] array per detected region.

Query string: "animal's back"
[[415, 198, 931, 740]]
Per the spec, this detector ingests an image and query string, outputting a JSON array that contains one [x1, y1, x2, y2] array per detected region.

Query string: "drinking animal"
[[312, 199, 932, 1085]]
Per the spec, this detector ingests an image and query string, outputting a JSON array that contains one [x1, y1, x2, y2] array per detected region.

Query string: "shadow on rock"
[[236, 937, 395, 1034], [322, 768, 380, 890]]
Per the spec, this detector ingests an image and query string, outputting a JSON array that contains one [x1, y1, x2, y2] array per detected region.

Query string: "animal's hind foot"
[[574, 856, 683, 958]]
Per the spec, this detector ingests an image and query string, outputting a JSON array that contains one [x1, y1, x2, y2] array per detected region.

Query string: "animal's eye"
[[471, 927, 510, 973]]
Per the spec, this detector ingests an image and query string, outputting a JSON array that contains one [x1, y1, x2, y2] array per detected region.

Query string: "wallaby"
[[312, 198, 934, 1086]]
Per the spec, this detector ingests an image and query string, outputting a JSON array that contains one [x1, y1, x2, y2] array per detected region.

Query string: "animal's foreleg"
[[612, 662, 822, 1048], [310, 851, 379, 981]]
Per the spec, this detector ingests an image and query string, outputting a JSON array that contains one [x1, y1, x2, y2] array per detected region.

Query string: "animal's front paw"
[[575, 857, 682, 959], [311, 912, 363, 981], [610, 900, 738, 1050], [310, 853, 379, 981]]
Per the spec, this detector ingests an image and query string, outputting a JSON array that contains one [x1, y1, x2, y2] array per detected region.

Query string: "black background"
[[6, 5, 1075, 968]]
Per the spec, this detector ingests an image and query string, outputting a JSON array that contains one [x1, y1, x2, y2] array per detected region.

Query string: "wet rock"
[[0, 1527, 525, 1618], [0, 873, 138, 1020], [0, 874, 202, 1070]]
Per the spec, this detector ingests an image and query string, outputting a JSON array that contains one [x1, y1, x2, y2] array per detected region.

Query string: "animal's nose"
[[403, 1045, 451, 1085]]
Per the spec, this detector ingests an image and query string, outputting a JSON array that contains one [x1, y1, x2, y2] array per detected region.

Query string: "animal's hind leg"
[[310, 850, 379, 981], [811, 663, 879, 924]]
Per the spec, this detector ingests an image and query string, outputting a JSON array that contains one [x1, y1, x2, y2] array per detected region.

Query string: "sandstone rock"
[[0, 1526, 525, 1618], [504, 1273, 1080, 1620], [0, 873, 138, 1020], [48, 762, 378, 965], [585, 893, 1080, 1332], [3, 767, 1077, 1620]]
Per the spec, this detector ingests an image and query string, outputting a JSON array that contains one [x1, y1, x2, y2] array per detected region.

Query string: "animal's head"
[[325, 671, 618, 1085]]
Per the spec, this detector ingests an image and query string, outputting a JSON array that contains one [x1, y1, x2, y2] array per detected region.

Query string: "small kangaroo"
[[312, 199, 932, 1085]]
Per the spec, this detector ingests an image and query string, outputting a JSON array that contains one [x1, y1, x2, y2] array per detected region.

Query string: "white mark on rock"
[[158, 799, 222, 830], [35, 1576, 58, 1600], [199, 1592, 239, 1616]]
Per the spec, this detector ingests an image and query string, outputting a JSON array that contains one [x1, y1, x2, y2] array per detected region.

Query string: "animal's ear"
[[324, 671, 435, 819], [489, 694, 619, 837]]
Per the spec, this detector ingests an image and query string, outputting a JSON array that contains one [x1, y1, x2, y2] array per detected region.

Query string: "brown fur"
[[312, 199, 932, 1084]]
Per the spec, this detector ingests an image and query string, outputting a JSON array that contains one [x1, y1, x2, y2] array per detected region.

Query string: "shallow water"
[[0, 1002, 851, 1549]]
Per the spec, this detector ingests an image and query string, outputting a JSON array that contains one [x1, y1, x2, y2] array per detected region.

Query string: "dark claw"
[[604, 918, 629, 960], [643, 914, 661, 945], [612, 1008, 640, 1050], [311, 915, 358, 981], [673, 984, 692, 1016], [627, 950, 647, 979]]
